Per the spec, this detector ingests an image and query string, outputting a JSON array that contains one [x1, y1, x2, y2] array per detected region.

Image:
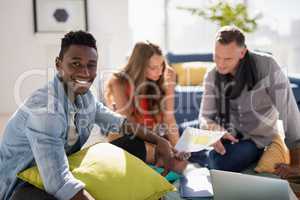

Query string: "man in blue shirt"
[[0, 31, 177, 200]]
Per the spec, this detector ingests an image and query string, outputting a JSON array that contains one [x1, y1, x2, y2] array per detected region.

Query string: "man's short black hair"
[[58, 30, 97, 59], [215, 25, 246, 47]]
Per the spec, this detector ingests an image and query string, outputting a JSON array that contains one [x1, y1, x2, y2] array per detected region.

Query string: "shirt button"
[[238, 106, 241, 110]]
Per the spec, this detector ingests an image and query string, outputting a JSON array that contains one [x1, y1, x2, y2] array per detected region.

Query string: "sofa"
[[167, 52, 300, 134]]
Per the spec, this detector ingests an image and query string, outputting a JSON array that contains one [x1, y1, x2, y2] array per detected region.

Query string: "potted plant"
[[177, 1, 262, 33]]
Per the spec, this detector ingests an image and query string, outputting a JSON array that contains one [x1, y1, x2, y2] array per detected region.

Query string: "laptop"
[[210, 169, 295, 200], [180, 168, 296, 200]]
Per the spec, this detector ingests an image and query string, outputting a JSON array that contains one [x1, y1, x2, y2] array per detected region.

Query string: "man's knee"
[[110, 135, 146, 161], [207, 141, 263, 172]]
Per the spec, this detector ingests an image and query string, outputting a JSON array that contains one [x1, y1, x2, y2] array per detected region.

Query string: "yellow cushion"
[[254, 134, 290, 173], [18, 143, 175, 200], [172, 62, 214, 86]]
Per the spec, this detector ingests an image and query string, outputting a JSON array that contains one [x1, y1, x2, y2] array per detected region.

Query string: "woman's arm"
[[163, 112, 179, 146], [163, 67, 179, 146]]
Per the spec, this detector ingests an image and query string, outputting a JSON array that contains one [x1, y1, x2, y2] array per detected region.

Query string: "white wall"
[[0, 0, 130, 114]]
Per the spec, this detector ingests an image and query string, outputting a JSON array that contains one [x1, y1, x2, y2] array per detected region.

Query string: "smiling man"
[[197, 25, 300, 177], [0, 31, 176, 200]]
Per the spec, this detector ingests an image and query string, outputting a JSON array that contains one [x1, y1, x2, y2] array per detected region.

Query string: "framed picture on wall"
[[33, 0, 88, 33]]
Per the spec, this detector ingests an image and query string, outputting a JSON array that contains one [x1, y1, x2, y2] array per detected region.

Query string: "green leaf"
[[176, 1, 262, 33]]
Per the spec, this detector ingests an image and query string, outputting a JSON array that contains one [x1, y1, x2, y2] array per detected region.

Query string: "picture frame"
[[33, 0, 88, 33]]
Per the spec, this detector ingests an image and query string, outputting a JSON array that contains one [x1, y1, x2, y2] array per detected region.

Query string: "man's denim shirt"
[[0, 75, 124, 200]]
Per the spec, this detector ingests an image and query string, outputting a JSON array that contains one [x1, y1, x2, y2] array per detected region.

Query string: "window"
[[129, 0, 300, 73]]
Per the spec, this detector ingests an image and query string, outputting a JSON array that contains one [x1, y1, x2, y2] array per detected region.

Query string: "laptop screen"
[[210, 169, 294, 200]]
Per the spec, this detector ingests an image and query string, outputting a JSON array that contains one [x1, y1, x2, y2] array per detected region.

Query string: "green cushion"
[[149, 165, 181, 183], [18, 143, 176, 200]]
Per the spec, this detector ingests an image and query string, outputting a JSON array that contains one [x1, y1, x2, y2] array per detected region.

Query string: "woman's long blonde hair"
[[106, 41, 167, 115]]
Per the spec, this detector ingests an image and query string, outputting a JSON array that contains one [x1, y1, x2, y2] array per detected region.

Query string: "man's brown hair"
[[215, 25, 246, 47]]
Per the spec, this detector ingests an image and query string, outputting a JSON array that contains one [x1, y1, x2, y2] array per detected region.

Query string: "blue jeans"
[[189, 139, 264, 172]]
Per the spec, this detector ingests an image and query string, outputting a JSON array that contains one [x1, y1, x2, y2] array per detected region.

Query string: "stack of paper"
[[175, 127, 225, 152]]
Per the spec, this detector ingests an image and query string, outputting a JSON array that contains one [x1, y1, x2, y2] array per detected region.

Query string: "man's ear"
[[55, 57, 64, 78], [239, 47, 247, 59], [55, 57, 61, 70]]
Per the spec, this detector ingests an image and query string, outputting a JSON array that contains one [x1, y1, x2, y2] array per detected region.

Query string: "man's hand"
[[212, 133, 239, 155], [274, 163, 300, 179], [155, 138, 175, 172], [155, 141, 188, 175], [71, 189, 94, 200], [175, 151, 191, 161], [122, 119, 188, 174], [204, 122, 238, 155]]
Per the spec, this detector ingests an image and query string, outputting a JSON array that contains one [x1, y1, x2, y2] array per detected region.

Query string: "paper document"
[[175, 127, 225, 152], [180, 167, 214, 198]]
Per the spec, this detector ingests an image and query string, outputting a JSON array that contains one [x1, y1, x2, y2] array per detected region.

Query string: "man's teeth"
[[75, 80, 89, 84]]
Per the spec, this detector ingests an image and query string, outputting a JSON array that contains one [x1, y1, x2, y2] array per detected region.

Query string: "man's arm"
[[199, 71, 238, 155], [95, 96, 181, 173], [266, 57, 300, 178], [121, 119, 175, 172], [26, 112, 85, 199], [94, 101, 127, 136]]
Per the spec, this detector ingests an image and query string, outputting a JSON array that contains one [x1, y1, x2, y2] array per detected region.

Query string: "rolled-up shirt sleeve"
[[25, 111, 84, 199], [95, 101, 125, 135], [199, 70, 218, 127]]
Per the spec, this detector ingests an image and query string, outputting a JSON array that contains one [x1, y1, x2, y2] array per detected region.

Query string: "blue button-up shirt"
[[0, 75, 124, 200]]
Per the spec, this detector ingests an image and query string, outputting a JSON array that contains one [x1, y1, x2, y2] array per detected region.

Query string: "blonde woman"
[[106, 41, 187, 170]]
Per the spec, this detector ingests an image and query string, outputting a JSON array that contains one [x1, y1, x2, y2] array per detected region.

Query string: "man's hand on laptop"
[[212, 133, 239, 155]]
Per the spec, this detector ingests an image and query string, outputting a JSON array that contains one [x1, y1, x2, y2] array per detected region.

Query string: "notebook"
[[180, 167, 213, 198]]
